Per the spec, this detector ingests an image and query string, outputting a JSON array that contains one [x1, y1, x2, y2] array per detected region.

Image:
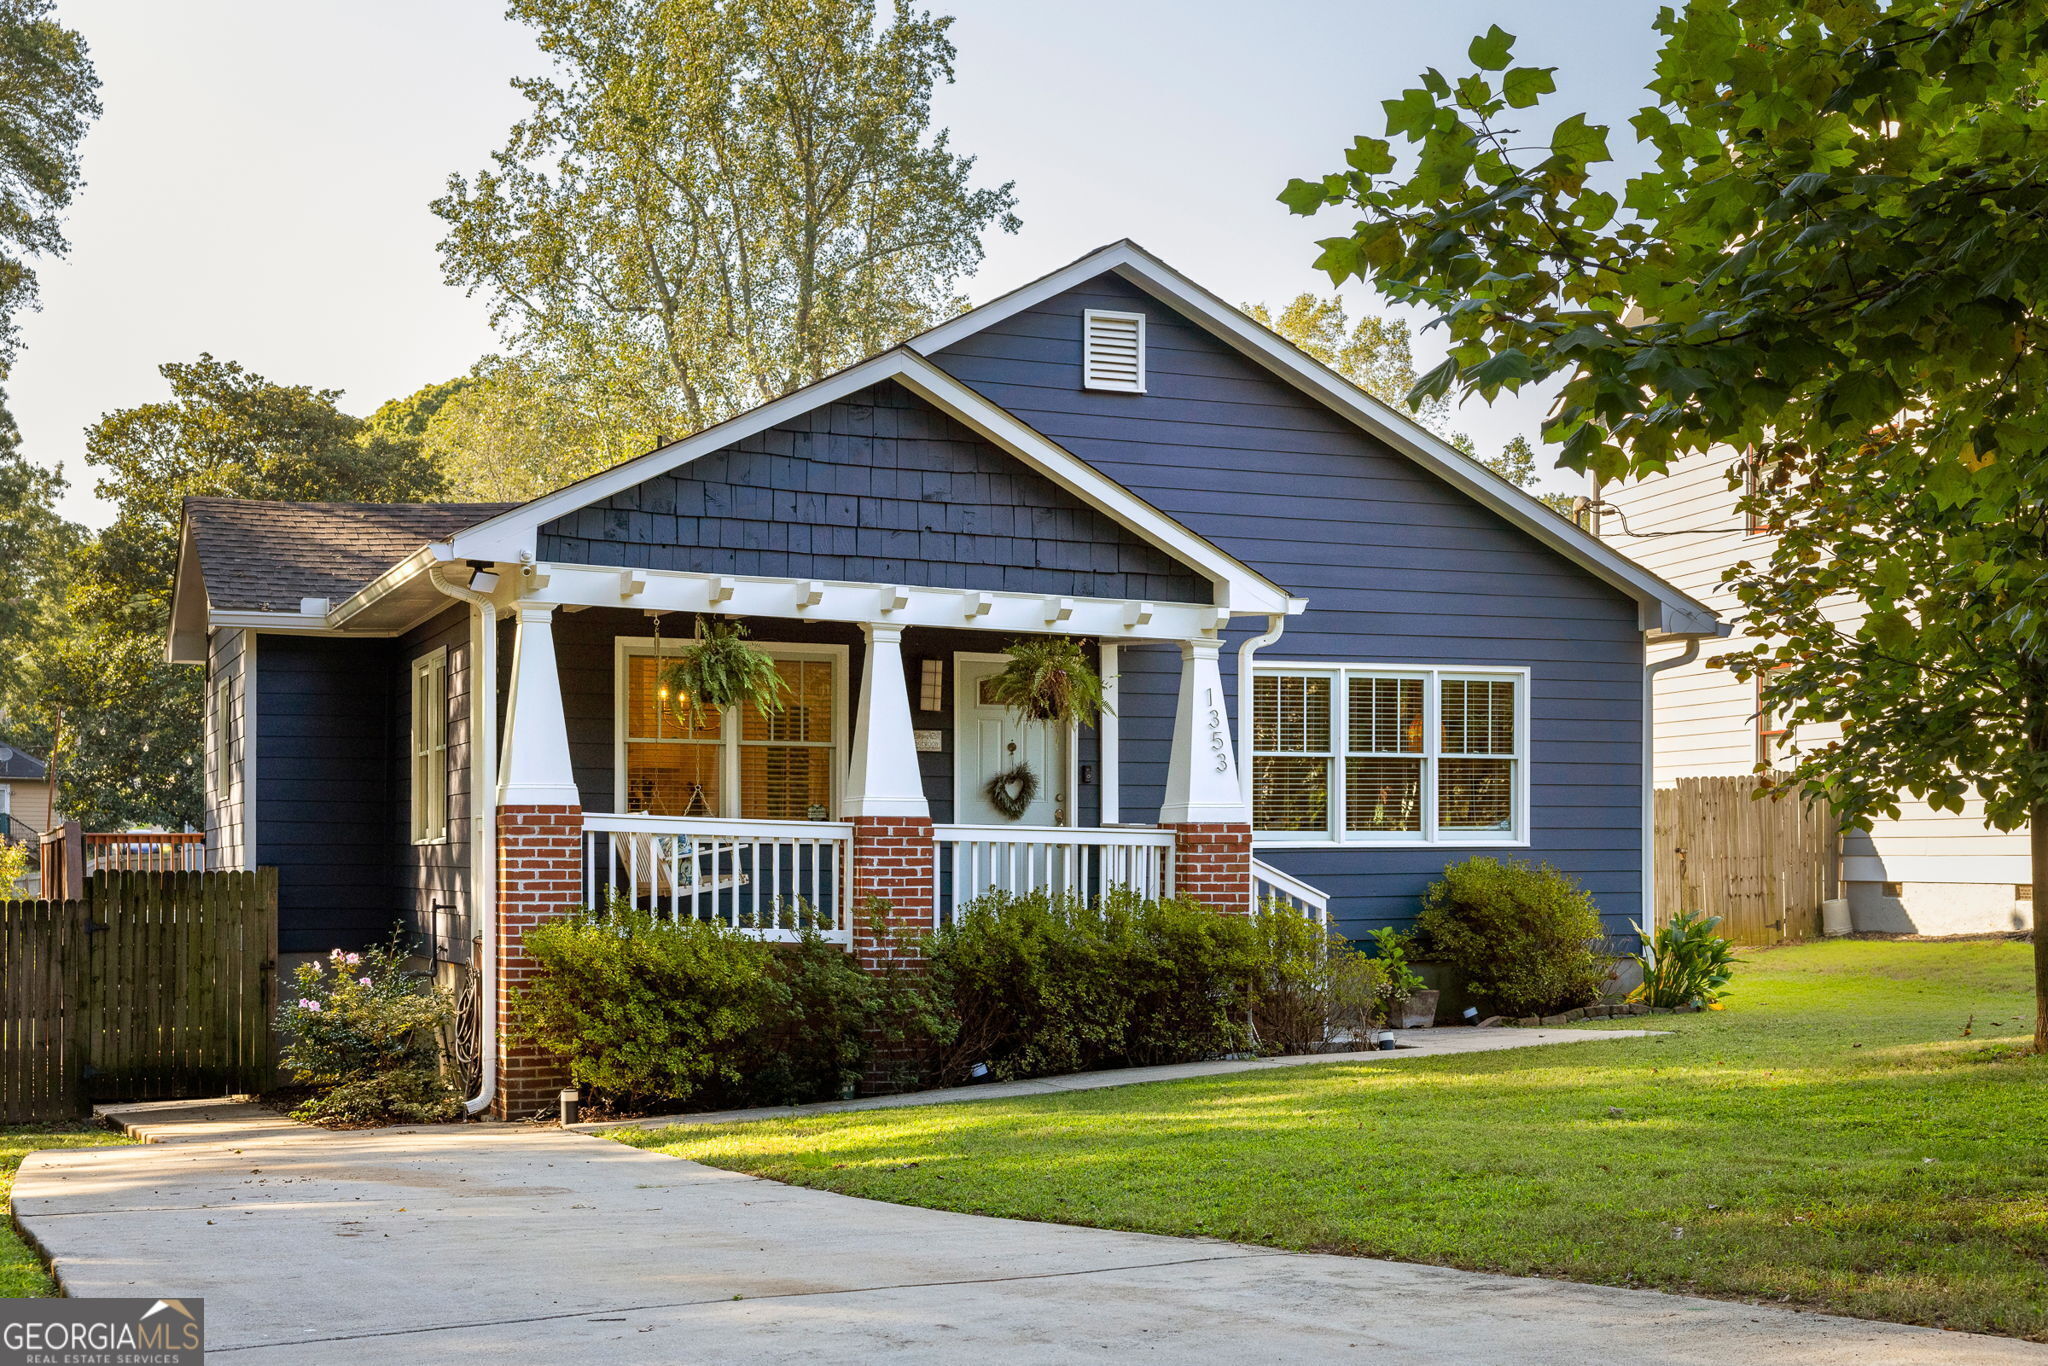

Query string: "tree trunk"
[[2034, 802, 2048, 1053]]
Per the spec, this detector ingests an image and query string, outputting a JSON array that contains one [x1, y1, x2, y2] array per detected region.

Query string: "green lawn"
[[617, 940, 2048, 1340], [2, 1124, 130, 1297]]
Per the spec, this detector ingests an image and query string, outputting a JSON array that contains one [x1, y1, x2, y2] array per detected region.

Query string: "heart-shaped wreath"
[[984, 762, 1039, 820]]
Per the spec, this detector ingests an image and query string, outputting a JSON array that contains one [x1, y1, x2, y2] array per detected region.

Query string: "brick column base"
[[1169, 822, 1254, 914], [850, 815, 936, 1092], [494, 804, 582, 1120]]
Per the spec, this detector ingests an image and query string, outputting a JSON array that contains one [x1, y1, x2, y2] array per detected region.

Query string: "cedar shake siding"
[[930, 272, 1645, 938], [536, 380, 1210, 605]]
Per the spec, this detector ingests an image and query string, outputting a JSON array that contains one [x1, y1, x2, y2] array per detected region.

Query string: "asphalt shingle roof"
[[0, 744, 47, 780], [185, 499, 519, 612]]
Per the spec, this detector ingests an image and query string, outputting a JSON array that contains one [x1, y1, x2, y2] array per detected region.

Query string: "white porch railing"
[[1252, 858, 1330, 928], [582, 814, 855, 943], [933, 824, 1176, 926]]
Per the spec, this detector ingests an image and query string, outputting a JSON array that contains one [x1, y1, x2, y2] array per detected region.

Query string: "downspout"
[[1641, 637, 1700, 944], [1236, 612, 1292, 811], [430, 564, 501, 1118]]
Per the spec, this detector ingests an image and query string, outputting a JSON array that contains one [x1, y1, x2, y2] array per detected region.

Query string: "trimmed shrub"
[[1249, 902, 1391, 1054], [1121, 894, 1264, 1065], [515, 898, 879, 1111], [277, 939, 461, 1126], [515, 900, 781, 1108], [741, 932, 878, 1106], [1416, 857, 1608, 1018]]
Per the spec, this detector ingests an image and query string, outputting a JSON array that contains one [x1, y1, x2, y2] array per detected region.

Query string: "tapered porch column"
[[1160, 636, 1254, 913], [494, 603, 580, 1119], [845, 623, 935, 982]]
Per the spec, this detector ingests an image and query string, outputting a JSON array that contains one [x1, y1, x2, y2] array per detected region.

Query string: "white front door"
[[956, 659, 1067, 826]]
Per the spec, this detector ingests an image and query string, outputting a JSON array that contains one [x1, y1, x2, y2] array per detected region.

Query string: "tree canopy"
[[1281, 0, 2048, 1043], [432, 0, 1018, 472]]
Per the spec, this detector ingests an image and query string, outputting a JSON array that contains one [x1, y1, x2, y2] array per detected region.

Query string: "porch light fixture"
[[918, 658, 944, 712]]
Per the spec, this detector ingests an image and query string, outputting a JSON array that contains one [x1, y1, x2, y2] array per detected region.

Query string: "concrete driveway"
[[14, 1101, 2044, 1365]]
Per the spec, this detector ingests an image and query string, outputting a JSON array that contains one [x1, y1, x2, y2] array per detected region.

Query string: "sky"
[[19, 0, 1664, 529]]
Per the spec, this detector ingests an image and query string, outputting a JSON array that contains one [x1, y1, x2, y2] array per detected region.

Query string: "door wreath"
[[984, 762, 1039, 820]]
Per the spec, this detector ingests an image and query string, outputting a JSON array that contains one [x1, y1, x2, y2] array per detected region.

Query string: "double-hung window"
[[410, 649, 450, 844], [619, 642, 843, 821], [1253, 665, 1526, 844]]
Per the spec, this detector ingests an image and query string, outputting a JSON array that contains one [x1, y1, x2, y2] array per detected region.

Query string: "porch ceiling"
[[509, 561, 1233, 642]]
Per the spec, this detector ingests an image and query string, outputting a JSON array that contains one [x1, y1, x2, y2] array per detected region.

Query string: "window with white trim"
[[1252, 666, 1525, 843], [619, 644, 842, 821], [410, 649, 450, 844], [210, 672, 233, 795]]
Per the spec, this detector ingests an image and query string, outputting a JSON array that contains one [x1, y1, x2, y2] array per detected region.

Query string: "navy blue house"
[[168, 242, 1717, 1109]]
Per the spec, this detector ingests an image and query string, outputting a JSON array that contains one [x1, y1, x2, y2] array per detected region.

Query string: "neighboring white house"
[[1598, 448, 2033, 937]]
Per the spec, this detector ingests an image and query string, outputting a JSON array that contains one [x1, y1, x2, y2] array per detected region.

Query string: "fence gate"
[[0, 869, 278, 1123], [1654, 776, 1839, 946]]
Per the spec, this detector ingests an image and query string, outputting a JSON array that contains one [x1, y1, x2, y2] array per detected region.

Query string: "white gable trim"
[[909, 240, 1721, 638], [442, 348, 1293, 616]]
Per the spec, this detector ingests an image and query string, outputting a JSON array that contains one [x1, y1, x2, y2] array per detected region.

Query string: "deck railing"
[[932, 825, 1175, 927], [1252, 857, 1330, 928], [582, 814, 854, 942], [84, 831, 205, 875]]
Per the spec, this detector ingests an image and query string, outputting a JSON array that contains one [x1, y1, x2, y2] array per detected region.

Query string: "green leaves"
[[1549, 112, 1609, 167], [1468, 24, 1515, 71], [1503, 64, 1556, 109]]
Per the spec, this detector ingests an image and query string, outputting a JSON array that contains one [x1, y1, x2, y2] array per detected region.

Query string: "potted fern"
[[987, 638, 1108, 727], [658, 617, 789, 727]]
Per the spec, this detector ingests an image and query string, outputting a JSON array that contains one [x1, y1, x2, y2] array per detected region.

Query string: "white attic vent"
[[1083, 309, 1146, 392]]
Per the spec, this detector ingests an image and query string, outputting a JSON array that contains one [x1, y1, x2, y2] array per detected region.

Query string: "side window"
[[410, 649, 449, 843]]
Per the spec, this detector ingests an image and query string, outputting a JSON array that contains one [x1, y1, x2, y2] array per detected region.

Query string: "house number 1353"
[[1204, 688, 1228, 773]]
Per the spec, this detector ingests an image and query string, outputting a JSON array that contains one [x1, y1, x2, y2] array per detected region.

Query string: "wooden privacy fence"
[[1654, 775, 1840, 945], [1, 869, 278, 1123]]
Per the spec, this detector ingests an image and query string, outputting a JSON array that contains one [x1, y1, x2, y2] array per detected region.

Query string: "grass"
[[1, 1124, 130, 1297], [616, 939, 2048, 1340]]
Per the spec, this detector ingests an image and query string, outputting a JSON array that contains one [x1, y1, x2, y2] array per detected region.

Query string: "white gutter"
[[1236, 607, 1301, 809], [1640, 637, 1701, 943], [429, 564, 502, 1118]]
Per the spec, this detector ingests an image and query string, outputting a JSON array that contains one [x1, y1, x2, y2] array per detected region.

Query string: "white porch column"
[[497, 603, 580, 807], [1159, 636, 1249, 824], [844, 622, 929, 818]]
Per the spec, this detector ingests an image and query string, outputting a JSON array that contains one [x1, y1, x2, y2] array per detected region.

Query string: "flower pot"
[[1398, 989, 1440, 1029]]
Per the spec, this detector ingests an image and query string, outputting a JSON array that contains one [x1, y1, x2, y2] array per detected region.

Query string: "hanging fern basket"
[[657, 616, 789, 729], [985, 638, 1109, 728]]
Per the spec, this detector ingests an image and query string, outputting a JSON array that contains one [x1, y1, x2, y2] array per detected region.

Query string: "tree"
[[414, 354, 652, 502], [1281, 3, 2048, 1047], [81, 355, 443, 621], [10, 357, 446, 829], [1246, 294, 1572, 511], [432, 0, 1019, 469], [0, 0, 98, 386], [0, 447, 78, 675]]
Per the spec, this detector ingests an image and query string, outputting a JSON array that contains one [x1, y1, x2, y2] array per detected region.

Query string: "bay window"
[[1253, 665, 1526, 844], [617, 641, 844, 821]]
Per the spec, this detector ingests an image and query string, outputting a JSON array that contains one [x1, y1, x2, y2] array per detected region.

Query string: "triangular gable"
[[907, 240, 1719, 638], [446, 349, 1295, 616], [536, 378, 1212, 604]]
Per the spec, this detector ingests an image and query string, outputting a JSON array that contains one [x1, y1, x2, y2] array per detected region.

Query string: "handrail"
[[582, 812, 854, 943], [930, 823, 1175, 846], [583, 812, 855, 838], [1252, 857, 1330, 927], [933, 825, 1176, 925]]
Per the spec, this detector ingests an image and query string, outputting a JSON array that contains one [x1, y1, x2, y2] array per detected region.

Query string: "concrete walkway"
[[15, 1094, 2045, 1363], [586, 1024, 1660, 1130]]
